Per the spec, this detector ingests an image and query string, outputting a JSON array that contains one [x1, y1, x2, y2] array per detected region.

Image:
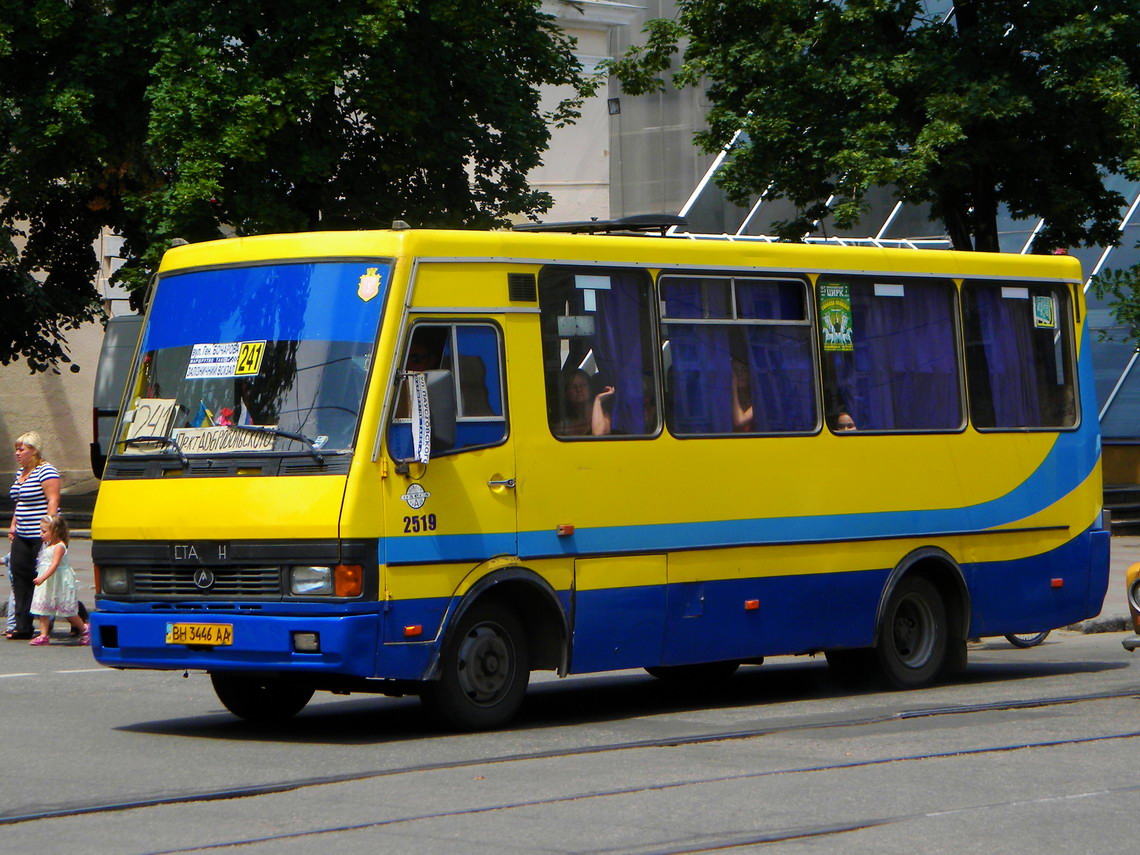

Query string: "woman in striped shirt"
[[7, 432, 59, 639]]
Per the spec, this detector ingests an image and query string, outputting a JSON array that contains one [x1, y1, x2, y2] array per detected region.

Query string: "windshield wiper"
[[234, 425, 324, 465], [118, 435, 189, 469]]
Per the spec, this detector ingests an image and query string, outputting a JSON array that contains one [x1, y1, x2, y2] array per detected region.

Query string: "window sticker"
[[575, 274, 611, 312], [1033, 295, 1056, 329], [235, 340, 266, 375], [357, 267, 383, 302], [184, 341, 267, 380], [820, 283, 854, 352]]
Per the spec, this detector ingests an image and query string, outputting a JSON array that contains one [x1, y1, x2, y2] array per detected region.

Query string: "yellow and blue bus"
[[90, 223, 1110, 729]]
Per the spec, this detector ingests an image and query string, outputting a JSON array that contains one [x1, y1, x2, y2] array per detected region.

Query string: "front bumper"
[[91, 611, 383, 677]]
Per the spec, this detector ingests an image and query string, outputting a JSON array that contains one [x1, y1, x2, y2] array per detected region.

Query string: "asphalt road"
[[0, 536, 1136, 854], [1, 630, 1138, 854]]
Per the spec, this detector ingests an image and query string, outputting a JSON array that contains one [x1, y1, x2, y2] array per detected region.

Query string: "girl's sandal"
[[29, 635, 50, 646]]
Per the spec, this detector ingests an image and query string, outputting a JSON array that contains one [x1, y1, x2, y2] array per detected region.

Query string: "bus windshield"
[[113, 260, 389, 461]]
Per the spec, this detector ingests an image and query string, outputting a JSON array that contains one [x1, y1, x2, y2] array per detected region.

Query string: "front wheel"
[[210, 673, 314, 723], [875, 575, 947, 689], [420, 602, 530, 731], [1005, 630, 1050, 648]]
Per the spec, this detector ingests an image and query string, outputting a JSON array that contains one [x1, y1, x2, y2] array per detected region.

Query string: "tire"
[[210, 673, 314, 723], [420, 602, 529, 731], [644, 660, 741, 682], [874, 575, 947, 689], [1005, 630, 1050, 648]]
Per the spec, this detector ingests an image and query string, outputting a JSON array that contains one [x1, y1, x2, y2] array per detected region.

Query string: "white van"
[[90, 314, 142, 477]]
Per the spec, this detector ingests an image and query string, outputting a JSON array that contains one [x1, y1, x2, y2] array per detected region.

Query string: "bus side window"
[[538, 266, 658, 439], [388, 323, 506, 459], [661, 275, 816, 435], [819, 277, 962, 432], [962, 282, 1076, 429]]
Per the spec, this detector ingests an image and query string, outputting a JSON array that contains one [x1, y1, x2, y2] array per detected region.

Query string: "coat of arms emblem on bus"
[[401, 483, 430, 509], [357, 267, 381, 302]]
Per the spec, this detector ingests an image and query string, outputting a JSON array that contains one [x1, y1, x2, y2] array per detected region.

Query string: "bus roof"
[[157, 227, 1084, 284]]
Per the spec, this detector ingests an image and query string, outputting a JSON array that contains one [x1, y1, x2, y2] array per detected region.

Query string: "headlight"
[[1129, 579, 1140, 613], [100, 566, 129, 595], [290, 565, 334, 596]]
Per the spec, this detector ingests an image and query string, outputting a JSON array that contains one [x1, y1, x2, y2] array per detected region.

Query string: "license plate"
[[165, 622, 234, 646]]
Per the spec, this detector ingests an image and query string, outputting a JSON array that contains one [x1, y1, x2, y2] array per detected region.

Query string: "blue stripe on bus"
[[381, 419, 1099, 565], [569, 525, 1107, 673]]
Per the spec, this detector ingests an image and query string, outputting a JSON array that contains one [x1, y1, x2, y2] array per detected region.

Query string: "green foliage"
[[606, 0, 1140, 252], [0, 0, 597, 371], [1092, 261, 1140, 348]]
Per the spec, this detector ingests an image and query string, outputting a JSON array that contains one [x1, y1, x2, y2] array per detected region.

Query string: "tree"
[[1092, 261, 1140, 349], [607, 0, 1140, 252], [0, 0, 595, 371]]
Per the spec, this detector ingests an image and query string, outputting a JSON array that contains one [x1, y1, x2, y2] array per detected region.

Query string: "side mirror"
[[390, 370, 457, 469], [423, 369, 456, 452]]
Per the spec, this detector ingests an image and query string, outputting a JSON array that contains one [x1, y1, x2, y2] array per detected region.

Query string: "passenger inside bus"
[[731, 357, 754, 432], [833, 410, 857, 431], [553, 368, 614, 436]]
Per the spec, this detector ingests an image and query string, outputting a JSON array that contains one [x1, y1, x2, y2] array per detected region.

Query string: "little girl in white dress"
[[29, 514, 89, 645]]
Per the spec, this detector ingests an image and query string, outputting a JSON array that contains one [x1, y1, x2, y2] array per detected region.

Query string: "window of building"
[[660, 275, 817, 435], [818, 277, 962, 432], [538, 266, 658, 438], [962, 282, 1077, 429]]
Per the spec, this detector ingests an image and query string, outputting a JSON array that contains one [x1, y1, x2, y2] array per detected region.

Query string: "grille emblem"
[[193, 568, 216, 590]]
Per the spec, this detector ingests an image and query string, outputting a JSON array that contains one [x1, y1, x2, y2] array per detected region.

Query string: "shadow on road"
[[112, 649, 1131, 745]]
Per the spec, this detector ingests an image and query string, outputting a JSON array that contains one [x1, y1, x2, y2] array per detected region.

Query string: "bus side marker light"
[[557, 525, 575, 537], [292, 632, 320, 653], [1051, 578, 1064, 588], [404, 625, 423, 638], [744, 599, 760, 611]]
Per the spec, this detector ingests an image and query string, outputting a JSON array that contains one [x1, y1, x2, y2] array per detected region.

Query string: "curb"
[[1072, 615, 1132, 634]]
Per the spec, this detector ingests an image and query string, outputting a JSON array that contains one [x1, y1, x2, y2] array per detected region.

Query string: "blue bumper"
[[91, 610, 385, 677]]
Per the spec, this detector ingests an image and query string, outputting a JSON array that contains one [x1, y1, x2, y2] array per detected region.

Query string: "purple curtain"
[[828, 282, 960, 430], [737, 282, 816, 432], [969, 288, 1041, 426], [592, 273, 650, 434], [663, 280, 733, 434]]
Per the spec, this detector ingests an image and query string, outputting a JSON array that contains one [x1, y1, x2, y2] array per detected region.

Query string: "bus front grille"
[[133, 567, 283, 597]]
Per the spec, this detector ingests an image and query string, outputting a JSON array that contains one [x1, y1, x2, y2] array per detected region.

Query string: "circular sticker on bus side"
[[401, 484, 430, 510]]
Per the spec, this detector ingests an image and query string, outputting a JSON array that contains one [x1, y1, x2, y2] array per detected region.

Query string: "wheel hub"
[[456, 624, 513, 705]]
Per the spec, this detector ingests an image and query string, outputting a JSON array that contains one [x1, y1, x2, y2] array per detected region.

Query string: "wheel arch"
[[424, 566, 569, 681], [874, 546, 970, 650]]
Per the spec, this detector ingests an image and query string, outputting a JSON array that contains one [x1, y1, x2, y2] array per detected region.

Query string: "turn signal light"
[[335, 565, 363, 597]]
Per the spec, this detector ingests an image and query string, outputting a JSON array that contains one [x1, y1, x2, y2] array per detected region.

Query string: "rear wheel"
[[420, 602, 529, 731], [1005, 630, 1050, 648], [644, 660, 741, 682], [875, 575, 947, 689], [210, 673, 314, 723]]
